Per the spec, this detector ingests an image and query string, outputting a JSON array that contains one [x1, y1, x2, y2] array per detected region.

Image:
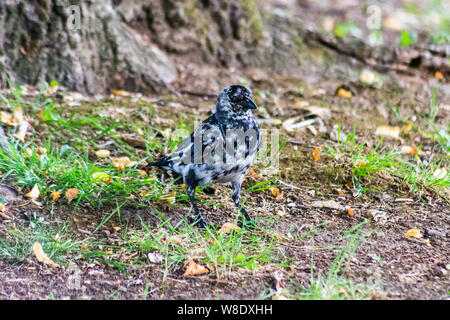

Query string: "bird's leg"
[[186, 185, 209, 228], [231, 180, 256, 229]]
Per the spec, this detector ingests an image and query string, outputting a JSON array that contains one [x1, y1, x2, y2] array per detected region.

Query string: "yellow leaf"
[[354, 160, 367, 167], [337, 88, 352, 98], [111, 156, 136, 169], [95, 149, 110, 158], [271, 187, 280, 197], [0, 203, 5, 211], [404, 229, 422, 238], [311, 148, 320, 161], [65, 188, 79, 203], [401, 146, 418, 155], [401, 122, 413, 134], [25, 184, 40, 200], [92, 172, 112, 184], [160, 192, 176, 204], [218, 223, 242, 234], [33, 242, 58, 267], [347, 207, 354, 217], [51, 191, 61, 201], [435, 71, 443, 79], [112, 89, 132, 97], [0, 112, 14, 126], [375, 125, 400, 139], [183, 259, 209, 276]]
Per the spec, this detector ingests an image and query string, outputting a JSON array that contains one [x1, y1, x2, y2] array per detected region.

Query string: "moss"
[[240, 0, 264, 41]]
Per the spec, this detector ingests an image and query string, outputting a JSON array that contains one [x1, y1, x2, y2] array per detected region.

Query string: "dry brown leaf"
[[95, 149, 110, 158], [249, 167, 261, 180], [405, 229, 422, 238], [51, 191, 61, 201], [375, 126, 400, 139], [183, 259, 209, 276], [218, 223, 242, 234], [33, 242, 58, 267], [169, 235, 183, 246], [66, 188, 79, 203], [25, 184, 40, 200], [337, 88, 352, 98]]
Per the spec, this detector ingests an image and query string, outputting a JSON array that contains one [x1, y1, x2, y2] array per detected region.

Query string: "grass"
[[0, 216, 80, 264], [326, 119, 449, 196], [293, 221, 375, 300]]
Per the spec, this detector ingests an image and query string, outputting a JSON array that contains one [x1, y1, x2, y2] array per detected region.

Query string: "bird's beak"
[[245, 99, 258, 110]]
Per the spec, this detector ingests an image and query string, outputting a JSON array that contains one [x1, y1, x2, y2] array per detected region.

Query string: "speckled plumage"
[[147, 85, 260, 228]]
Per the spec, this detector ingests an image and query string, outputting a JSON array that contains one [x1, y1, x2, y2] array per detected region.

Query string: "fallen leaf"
[[435, 71, 443, 79], [347, 207, 354, 217], [183, 259, 209, 276], [432, 168, 447, 180], [159, 192, 176, 204], [66, 188, 79, 203], [354, 160, 367, 167], [337, 88, 352, 98], [169, 235, 183, 246], [95, 149, 110, 158], [112, 89, 133, 97], [51, 191, 61, 201], [337, 189, 344, 195], [359, 69, 382, 87], [401, 122, 413, 134], [405, 229, 422, 238], [25, 184, 40, 200], [401, 146, 418, 155], [111, 156, 136, 169], [375, 125, 400, 139], [138, 170, 147, 176], [218, 223, 242, 234], [0, 203, 5, 211], [148, 252, 163, 264], [312, 148, 320, 161], [92, 172, 112, 184], [423, 240, 431, 246], [271, 187, 280, 197], [277, 211, 288, 217], [249, 167, 261, 180], [33, 242, 58, 267], [311, 200, 341, 210]]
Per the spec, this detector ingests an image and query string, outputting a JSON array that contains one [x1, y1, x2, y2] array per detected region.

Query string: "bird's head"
[[216, 85, 258, 117]]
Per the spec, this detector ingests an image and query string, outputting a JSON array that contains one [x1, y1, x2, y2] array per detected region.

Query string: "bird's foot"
[[238, 219, 257, 230], [187, 216, 215, 229]]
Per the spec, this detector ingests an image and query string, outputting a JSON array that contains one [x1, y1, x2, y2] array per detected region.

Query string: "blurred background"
[[0, 0, 448, 94]]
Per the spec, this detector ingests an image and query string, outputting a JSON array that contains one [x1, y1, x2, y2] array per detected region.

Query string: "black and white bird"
[[147, 85, 261, 228]]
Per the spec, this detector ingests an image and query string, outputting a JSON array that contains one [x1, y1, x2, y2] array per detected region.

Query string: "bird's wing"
[[170, 114, 224, 166]]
